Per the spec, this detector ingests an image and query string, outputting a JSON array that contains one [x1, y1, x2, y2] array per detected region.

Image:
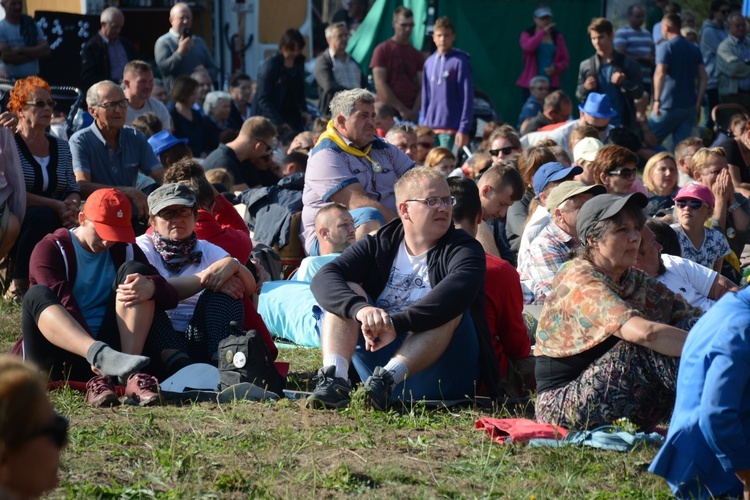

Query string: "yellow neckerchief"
[[317, 120, 382, 171]]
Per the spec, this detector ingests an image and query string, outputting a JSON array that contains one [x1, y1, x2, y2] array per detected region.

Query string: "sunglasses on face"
[[22, 413, 69, 448], [25, 99, 57, 109], [418, 141, 434, 148], [157, 207, 194, 220], [675, 199, 705, 210], [405, 196, 456, 208], [608, 168, 637, 179], [490, 147, 514, 157], [585, 122, 609, 132]]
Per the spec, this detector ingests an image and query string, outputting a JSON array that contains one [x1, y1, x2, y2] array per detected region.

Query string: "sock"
[[86, 341, 150, 379], [323, 354, 349, 380], [383, 358, 408, 385]]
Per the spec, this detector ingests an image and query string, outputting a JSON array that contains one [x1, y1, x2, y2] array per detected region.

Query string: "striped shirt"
[[614, 25, 654, 83], [14, 133, 79, 200], [517, 221, 578, 304]]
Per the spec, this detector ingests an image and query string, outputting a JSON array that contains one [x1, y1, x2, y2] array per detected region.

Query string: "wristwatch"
[[729, 201, 742, 213]]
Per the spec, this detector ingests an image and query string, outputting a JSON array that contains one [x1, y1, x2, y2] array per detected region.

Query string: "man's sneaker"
[[86, 375, 120, 407], [364, 367, 395, 411], [125, 373, 161, 406], [306, 365, 351, 409]]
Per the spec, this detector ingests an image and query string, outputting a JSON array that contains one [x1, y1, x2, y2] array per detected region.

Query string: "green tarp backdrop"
[[347, 0, 603, 126]]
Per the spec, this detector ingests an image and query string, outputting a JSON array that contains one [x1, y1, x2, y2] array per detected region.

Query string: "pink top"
[[515, 30, 570, 89]]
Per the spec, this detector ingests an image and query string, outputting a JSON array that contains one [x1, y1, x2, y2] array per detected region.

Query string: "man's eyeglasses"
[[405, 196, 456, 208], [157, 207, 194, 220], [675, 199, 705, 210], [608, 168, 638, 179], [532, 86, 550, 92], [21, 413, 69, 449], [256, 138, 275, 152], [490, 147, 515, 157], [418, 141, 434, 148], [25, 99, 57, 109], [96, 99, 129, 110], [398, 22, 415, 27]]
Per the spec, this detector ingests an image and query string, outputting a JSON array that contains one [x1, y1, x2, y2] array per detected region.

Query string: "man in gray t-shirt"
[[0, 0, 49, 78]]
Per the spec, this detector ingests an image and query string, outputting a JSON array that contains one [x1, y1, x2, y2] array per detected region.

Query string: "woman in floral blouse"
[[535, 193, 703, 431]]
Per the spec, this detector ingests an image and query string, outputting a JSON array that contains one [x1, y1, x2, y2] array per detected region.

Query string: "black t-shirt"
[[535, 335, 620, 393], [720, 138, 750, 183], [204, 144, 279, 188]]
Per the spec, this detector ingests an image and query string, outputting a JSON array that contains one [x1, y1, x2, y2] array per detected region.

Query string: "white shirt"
[[516, 204, 550, 271], [126, 97, 173, 131], [656, 253, 716, 311], [375, 241, 432, 314], [136, 236, 229, 331]]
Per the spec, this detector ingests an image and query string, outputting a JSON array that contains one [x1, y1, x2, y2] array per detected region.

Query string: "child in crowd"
[[671, 183, 730, 272], [424, 147, 459, 177]]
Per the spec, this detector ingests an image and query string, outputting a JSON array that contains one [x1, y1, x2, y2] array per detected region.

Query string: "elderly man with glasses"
[[307, 167, 500, 410], [70, 80, 163, 226]]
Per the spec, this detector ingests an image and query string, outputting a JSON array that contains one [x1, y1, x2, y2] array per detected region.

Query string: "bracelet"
[[729, 202, 742, 213], [232, 257, 242, 273]]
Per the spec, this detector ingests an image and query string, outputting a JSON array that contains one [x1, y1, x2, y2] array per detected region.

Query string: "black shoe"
[[307, 365, 351, 409], [364, 366, 394, 410]]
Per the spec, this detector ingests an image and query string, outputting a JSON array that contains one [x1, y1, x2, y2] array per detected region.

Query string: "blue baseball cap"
[[533, 162, 583, 197], [147, 130, 189, 156], [578, 92, 618, 119]]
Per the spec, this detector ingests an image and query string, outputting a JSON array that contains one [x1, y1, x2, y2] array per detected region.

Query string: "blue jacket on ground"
[[649, 289, 750, 499], [421, 48, 474, 135]]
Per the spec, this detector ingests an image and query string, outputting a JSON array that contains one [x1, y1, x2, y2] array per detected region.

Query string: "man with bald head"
[[70, 81, 163, 220], [81, 7, 136, 92], [154, 2, 218, 90]]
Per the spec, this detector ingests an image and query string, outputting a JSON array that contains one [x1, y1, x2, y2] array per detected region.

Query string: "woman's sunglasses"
[[21, 413, 69, 448], [490, 146, 515, 157], [675, 199, 705, 210]]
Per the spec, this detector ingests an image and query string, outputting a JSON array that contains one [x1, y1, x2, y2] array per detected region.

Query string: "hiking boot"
[[306, 365, 351, 409], [86, 375, 120, 407], [125, 373, 161, 406], [364, 367, 395, 411]]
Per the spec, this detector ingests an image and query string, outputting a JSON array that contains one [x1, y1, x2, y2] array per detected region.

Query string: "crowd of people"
[[2, 0, 750, 497]]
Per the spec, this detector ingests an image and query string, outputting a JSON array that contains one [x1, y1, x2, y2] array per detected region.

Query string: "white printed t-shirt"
[[376, 241, 432, 314], [656, 253, 717, 312]]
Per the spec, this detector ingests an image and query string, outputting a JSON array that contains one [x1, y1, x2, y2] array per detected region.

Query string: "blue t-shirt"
[[656, 36, 704, 109], [70, 230, 116, 336], [598, 63, 623, 126], [536, 42, 555, 78]]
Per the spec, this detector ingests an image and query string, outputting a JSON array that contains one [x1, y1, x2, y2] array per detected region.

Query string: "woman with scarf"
[[535, 193, 703, 431], [136, 183, 255, 365]]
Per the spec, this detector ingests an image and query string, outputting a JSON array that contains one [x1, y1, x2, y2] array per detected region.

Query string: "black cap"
[[576, 192, 648, 246]]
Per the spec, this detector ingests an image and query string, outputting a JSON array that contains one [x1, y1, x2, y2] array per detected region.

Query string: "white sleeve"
[[664, 254, 716, 298]]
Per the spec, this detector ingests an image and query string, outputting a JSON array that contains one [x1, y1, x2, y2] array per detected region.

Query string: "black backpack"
[[217, 322, 286, 397]]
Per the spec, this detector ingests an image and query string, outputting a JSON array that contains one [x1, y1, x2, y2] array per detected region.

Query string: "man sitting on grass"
[[307, 167, 500, 409]]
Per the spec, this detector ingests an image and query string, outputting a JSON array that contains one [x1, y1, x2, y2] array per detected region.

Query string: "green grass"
[[0, 300, 672, 498]]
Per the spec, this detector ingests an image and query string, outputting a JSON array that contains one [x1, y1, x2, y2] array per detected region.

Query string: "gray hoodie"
[[701, 19, 729, 89]]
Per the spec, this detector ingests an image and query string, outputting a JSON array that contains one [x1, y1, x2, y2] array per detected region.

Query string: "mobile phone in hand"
[[183, 27, 192, 38]]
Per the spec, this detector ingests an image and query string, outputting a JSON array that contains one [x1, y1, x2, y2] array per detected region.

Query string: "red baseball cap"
[[82, 188, 136, 243]]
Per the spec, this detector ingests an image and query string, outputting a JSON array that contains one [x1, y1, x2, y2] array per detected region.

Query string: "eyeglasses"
[[720, 9, 731, 14], [405, 196, 456, 208], [675, 199, 705, 210], [157, 207, 194, 220], [256, 138, 275, 152], [608, 168, 638, 179], [21, 413, 69, 448], [418, 141, 434, 148], [96, 99, 129, 110], [398, 22, 415, 27], [25, 99, 57, 109], [532, 86, 550, 92], [490, 147, 515, 157]]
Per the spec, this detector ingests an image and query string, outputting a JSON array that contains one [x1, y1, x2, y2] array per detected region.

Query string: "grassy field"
[[0, 299, 673, 498]]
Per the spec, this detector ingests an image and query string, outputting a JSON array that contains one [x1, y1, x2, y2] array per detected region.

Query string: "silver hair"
[[203, 91, 231, 115], [385, 123, 416, 142], [329, 88, 375, 119], [100, 6, 123, 23], [325, 21, 347, 39], [529, 76, 549, 88], [557, 197, 574, 213], [86, 80, 120, 108]]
